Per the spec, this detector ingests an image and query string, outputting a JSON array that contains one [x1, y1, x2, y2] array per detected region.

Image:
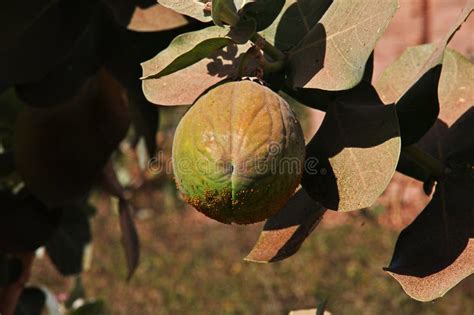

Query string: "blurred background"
[[6, 0, 474, 314]]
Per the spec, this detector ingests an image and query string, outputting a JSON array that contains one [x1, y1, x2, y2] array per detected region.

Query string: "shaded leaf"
[[100, 9, 203, 91], [239, 0, 285, 31], [282, 52, 374, 111], [0, 189, 61, 253], [14, 71, 130, 207], [0, 256, 22, 286], [159, 0, 213, 22], [0, 0, 100, 84], [212, 0, 239, 26], [0, 151, 15, 177], [14, 287, 46, 315], [129, 93, 159, 156], [119, 199, 140, 281], [104, 1, 188, 31], [142, 26, 233, 80], [245, 188, 326, 263], [46, 205, 92, 276], [260, 0, 332, 52], [385, 174, 474, 301], [302, 84, 401, 211], [288, 0, 397, 90], [15, 17, 100, 107], [387, 48, 474, 179], [101, 163, 140, 280], [142, 27, 250, 105], [375, 2, 474, 146], [228, 18, 257, 44]]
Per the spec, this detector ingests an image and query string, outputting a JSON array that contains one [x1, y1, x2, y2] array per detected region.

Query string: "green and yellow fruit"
[[172, 80, 305, 224]]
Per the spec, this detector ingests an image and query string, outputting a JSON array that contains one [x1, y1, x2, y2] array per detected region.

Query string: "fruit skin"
[[172, 80, 305, 224], [14, 70, 130, 207]]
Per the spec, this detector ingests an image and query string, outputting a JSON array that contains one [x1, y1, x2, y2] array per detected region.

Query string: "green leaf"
[[239, 0, 285, 31], [142, 31, 232, 80], [14, 287, 46, 315], [159, 0, 213, 22], [141, 26, 250, 105], [46, 205, 92, 276], [385, 175, 474, 301], [375, 2, 474, 146], [287, 0, 397, 90], [301, 83, 401, 211], [245, 188, 326, 263], [212, 0, 239, 26], [261, 0, 332, 52]]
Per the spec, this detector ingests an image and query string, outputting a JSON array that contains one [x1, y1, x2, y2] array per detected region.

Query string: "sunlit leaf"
[[104, 1, 189, 32], [375, 1, 474, 146], [287, 0, 397, 90], [245, 188, 326, 263], [141, 26, 250, 105], [159, 0, 213, 22], [142, 27, 233, 80], [386, 175, 474, 301], [301, 83, 401, 211], [282, 52, 374, 111]]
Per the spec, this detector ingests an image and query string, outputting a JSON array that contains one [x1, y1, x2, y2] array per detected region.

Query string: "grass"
[[31, 198, 474, 314], [30, 103, 474, 315]]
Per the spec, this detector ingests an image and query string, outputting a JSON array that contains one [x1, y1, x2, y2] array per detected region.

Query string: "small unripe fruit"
[[172, 81, 305, 224]]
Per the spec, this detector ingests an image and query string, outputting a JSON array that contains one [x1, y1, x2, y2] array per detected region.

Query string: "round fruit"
[[172, 80, 305, 224], [14, 70, 130, 207]]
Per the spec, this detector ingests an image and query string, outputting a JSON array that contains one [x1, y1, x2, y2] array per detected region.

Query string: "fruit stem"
[[215, 5, 286, 63], [262, 58, 286, 73], [250, 33, 286, 62], [402, 145, 450, 179]]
